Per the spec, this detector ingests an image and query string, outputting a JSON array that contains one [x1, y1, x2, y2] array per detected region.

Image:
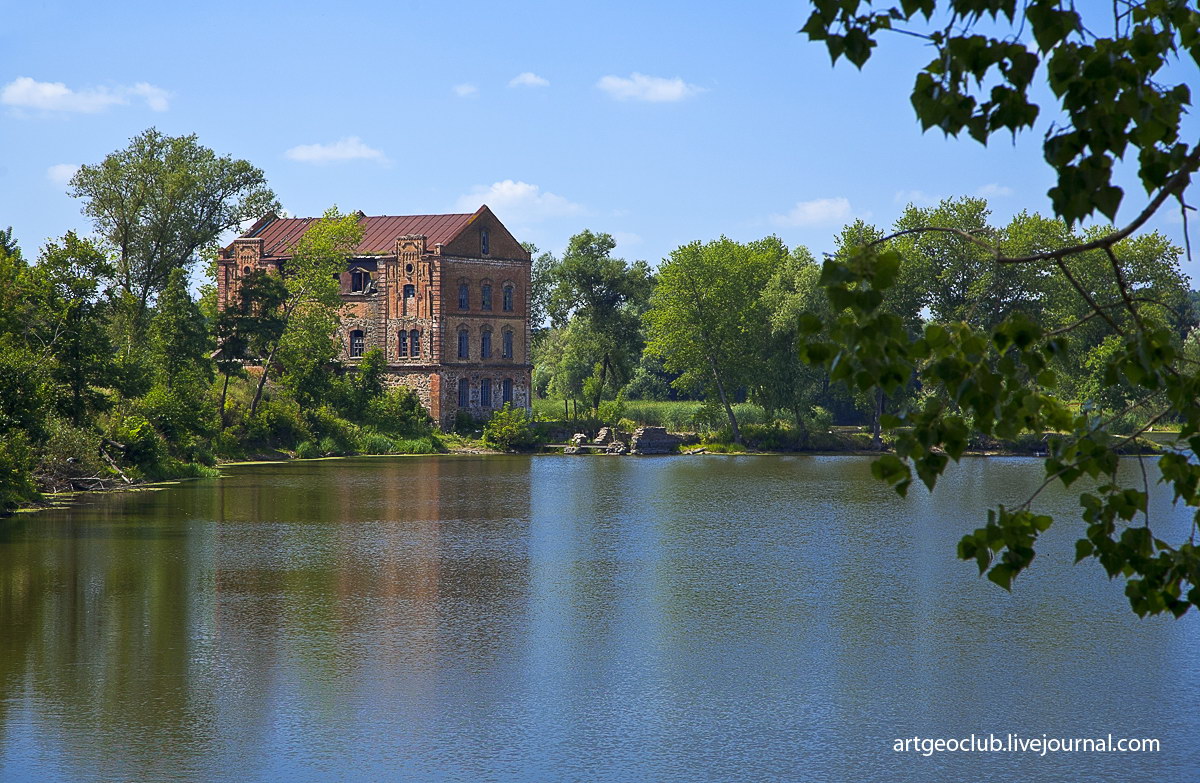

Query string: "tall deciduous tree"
[[645, 236, 782, 443], [69, 128, 278, 317], [547, 230, 652, 412], [249, 207, 362, 417], [25, 233, 115, 426]]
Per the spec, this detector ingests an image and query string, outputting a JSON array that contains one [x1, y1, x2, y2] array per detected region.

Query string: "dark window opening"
[[398, 330, 408, 357], [481, 284, 492, 311], [458, 378, 469, 407], [458, 330, 469, 359], [502, 378, 513, 404], [409, 329, 420, 358], [351, 270, 371, 293], [243, 266, 251, 275], [458, 283, 469, 309], [502, 330, 513, 359], [350, 330, 365, 358], [503, 285, 514, 312], [403, 283, 415, 315], [481, 330, 492, 359], [480, 228, 490, 256], [480, 378, 492, 408]]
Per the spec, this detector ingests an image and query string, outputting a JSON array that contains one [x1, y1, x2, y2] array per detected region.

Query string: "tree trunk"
[[793, 404, 809, 449], [591, 355, 611, 413], [249, 342, 282, 419], [218, 372, 231, 431], [872, 387, 883, 450], [707, 354, 741, 444]]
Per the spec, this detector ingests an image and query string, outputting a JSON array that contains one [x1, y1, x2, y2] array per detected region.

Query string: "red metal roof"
[[238, 211, 478, 258]]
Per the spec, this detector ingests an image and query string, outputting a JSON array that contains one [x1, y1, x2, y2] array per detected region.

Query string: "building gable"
[[439, 206, 530, 262]]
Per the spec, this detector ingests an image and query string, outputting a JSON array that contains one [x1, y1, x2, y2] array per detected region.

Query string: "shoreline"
[[7, 441, 1164, 518]]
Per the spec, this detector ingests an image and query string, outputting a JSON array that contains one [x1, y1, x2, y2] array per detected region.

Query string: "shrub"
[[247, 397, 309, 449], [483, 404, 539, 451], [318, 435, 344, 456], [358, 432, 397, 455], [39, 419, 106, 478], [295, 441, 321, 459], [138, 383, 211, 446], [0, 432, 38, 513], [304, 405, 356, 453], [107, 411, 164, 474], [366, 387, 431, 436]]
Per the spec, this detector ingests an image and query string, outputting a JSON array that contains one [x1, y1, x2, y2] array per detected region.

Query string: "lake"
[[1, 455, 1197, 782]]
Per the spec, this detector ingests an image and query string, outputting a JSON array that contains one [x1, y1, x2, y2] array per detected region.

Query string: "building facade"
[[217, 205, 532, 429]]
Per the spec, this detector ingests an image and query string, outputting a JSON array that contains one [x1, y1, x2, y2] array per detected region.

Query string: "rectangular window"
[[481, 284, 492, 311], [502, 378, 513, 404], [398, 330, 408, 357], [480, 378, 492, 408], [350, 330, 365, 358], [458, 283, 469, 309], [458, 331, 469, 359], [409, 329, 420, 358], [502, 330, 513, 359], [503, 285, 514, 312], [458, 378, 469, 407], [403, 284, 415, 315], [351, 270, 370, 292], [481, 330, 492, 359]]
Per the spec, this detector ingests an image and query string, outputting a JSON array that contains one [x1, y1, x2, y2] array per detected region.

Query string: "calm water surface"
[[1, 455, 1197, 782]]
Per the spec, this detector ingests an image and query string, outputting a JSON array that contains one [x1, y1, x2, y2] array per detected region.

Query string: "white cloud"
[[976, 183, 1014, 198], [596, 72, 704, 102], [453, 83, 478, 97], [285, 136, 388, 165], [1, 76, 170, 113], [770, 197, 853, 227], [129, 82, 170, 112], [894, 189, 937, 206], [46, 163, 79, 186], [508, 72, 549, 88], [455, 180, 584, 223]]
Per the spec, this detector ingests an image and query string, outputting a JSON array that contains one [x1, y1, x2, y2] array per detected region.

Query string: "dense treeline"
[[532, 197, 1196, 447], [0, 132, 438, 513]]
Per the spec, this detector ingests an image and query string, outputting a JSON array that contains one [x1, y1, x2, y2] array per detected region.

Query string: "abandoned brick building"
[[217, 205, 532, 428]]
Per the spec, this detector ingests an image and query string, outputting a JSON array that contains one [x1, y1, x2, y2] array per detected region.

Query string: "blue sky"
[[2, 0, 1196, 280]]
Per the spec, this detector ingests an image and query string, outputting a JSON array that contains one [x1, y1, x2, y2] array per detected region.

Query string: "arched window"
[[350, 330, 365, 358], [503, 284, 514, 312], [502, 378, 513, 404], [398, 329, 408, 357], [409, 329, 420, 357], [480, 378, 492, 408], [480, 328, 492, 359], [458, 377, 469, 407], [402, 284, 415, 315], [458, 282, 469, 310], [502, 329, 513, 359], [481, 283, 493, 311], [458, 329, 469, 359], [480, 228, 490, 256]]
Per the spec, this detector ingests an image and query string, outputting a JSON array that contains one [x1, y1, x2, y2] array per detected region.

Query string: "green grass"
[[532, 398, 772, 432]]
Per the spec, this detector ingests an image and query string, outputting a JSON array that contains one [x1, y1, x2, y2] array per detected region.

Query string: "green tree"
[[213, 268, 288, 428], [547, 230, 652, 412], [25, 233, 115, 426], [249, 207, 362, 417], [151, 268, 210, 391], [645, 236, 783, 443], [801, 1, 1200, 615], [69, 128, 278, 317]]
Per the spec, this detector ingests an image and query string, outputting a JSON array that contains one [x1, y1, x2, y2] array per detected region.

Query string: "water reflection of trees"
[[0, 456, 532, 778]]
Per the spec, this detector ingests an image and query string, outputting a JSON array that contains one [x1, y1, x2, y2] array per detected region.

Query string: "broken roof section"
[[229, 208, 483, 259]]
